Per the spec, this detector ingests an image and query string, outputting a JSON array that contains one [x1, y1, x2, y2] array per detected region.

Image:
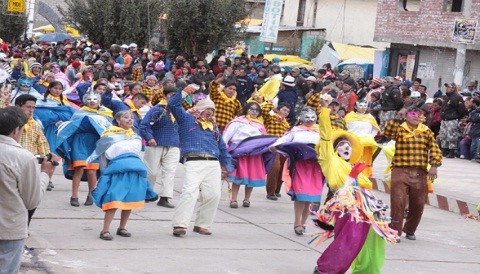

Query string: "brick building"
[[374, 0, 480, 95]]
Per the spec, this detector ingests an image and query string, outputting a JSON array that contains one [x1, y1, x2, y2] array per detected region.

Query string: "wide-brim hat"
[[331, 130, 363, 164]]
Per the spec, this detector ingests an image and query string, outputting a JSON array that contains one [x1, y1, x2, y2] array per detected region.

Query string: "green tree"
[[59, 0, 164, 47], [165, 0, 248, 55], [0, 1, 28, 42]]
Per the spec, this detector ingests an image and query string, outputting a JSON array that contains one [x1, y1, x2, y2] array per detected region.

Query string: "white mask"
[[86, 94, 99, 104], [336, 140, 352, 161]]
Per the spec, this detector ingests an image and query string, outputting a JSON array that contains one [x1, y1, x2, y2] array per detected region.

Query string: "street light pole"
[[26, 0, 37, 39]]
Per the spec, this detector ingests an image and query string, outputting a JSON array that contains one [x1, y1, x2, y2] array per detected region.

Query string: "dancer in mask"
[[313, 100, 398, 274]]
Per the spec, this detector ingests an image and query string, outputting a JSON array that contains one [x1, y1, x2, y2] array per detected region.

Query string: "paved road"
[[21, 163, 480, 274]]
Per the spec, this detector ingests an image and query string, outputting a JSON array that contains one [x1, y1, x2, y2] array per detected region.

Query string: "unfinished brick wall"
[[374, 0, 480, 47]]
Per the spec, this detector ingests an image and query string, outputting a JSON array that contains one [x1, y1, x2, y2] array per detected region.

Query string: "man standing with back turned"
[[0, 107, 54, 274]]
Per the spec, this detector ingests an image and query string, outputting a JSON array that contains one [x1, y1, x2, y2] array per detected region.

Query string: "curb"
[[370, 178, 479, 216]]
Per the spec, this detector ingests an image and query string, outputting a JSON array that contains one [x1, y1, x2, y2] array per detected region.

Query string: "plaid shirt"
[[330, 114, 347, 131], [261, 102, 290, 136], [306, 93, 321, 109], [209, 82, 242, 128], [142, 85, 161, 101], [21, 119, 50, 155], [150, 87, 165, 106], [384, 120, 442, 170], [132, 66, 143, 82]]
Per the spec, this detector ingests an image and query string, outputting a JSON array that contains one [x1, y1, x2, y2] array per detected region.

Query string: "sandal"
[[99, 231, 113, 241], [242, 200, 250, 207], [294, 225, 304, 236], [173, 226, 186, 237], [230, 201, 238, 208], [116, 228, 131, 237]]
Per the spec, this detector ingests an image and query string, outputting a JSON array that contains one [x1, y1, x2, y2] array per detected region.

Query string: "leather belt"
[[184, 156, 218, 162]]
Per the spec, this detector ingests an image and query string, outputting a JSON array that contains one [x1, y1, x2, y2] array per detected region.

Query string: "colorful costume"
[[87, 126, 157, 211], [313, 108, 398, 274], [55, 106, 112, 180], [272, 125, 324, 202], [34, 97, 76, 150], [344, 111, 381, 177], [223, 116, 277, 187]]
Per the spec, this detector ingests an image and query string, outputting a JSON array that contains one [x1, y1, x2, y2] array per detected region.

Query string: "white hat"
[[94, 60, 105, 65], [84, 47, 91, 52], [129, 43, 138, 48], [306, 76, 316, 82], [282, 75, 296, 87], [425, 98, 434, 104], [195, 98, 215, 112], [120, 44, 129, 49]]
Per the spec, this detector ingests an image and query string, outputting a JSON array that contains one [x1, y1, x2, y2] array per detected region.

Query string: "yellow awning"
[[263, 54, 313, 66], [32, 25, 81, 38], [331, 42, 376, 62]]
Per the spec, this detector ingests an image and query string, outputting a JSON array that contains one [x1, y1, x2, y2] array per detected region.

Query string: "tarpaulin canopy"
[[263, 54, 313, 65], [33, 25, 81, 38], [331, 42, 376, 63]]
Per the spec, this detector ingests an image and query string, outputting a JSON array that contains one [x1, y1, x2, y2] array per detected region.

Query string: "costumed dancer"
[[87, 110, 158, 241], [263, 102, 291, 200], [344, 100, 381, 178], [312, 101, 398, 274], [140, 86, 180, 208], [222, 101, 277, 208], [209, 74, 242, 133], [55, 90, 113, 207], [9, 76, 43, 104], [34, 81, 77, 151], [270, 107, 323, 236], [383, 106, 442, 241], [169, 86, 234, 237]]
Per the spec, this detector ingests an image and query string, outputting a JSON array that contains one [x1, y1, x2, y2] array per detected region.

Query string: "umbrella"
[[38, 32, 76, 43]]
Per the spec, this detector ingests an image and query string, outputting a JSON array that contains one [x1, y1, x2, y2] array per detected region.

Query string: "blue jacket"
[[277, 86, 298, 125], [168, 90, 233, 171], [139, 104, 180, 147]]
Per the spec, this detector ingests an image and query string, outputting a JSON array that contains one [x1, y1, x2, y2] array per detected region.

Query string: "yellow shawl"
[[80, 106, 113, 118], [101, 126, 135, 137], [344, 111, 380, 132]]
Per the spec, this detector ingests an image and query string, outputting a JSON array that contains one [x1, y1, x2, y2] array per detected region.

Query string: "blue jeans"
[[471, 137, 480, 159], [0, 239, 25, 274]]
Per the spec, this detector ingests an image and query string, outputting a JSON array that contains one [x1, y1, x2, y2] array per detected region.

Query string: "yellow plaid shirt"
[[21, 119, 50, 155], [150, 87, 165, 106], [209, 82, 242, 128], [132, 66, 143, 82], [306, 92, 321, 109], [330, 114, 347, 131], [261, 102, 290, 136], [142, 85, 161, 101], [384, 120, 442, 170]]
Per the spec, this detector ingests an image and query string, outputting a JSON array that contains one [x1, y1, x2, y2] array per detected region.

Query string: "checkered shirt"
[[306, 93, 321, 109], [209, 82, 242, 128], [150, 87, 165, 106], [330, 115, 347, 131], [384, 120, 442, 170], [261, 102, 290, 136], [132, 66, 143, 82], [142, 85, 161, 101], [21, 120, 50, 155]]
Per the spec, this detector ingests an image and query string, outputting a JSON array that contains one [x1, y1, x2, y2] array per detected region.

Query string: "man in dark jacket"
[[439, 83, 469, 158], [379, 76, 403, 130], [278, 75, 298, 126]]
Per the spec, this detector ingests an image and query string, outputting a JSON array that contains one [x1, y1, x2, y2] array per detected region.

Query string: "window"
[[297, 0, 306, 26], [399, 0, 420, 11], [444, 0, 463, 12]]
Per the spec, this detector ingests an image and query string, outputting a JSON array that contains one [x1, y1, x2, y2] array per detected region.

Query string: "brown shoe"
[[173, 226, 186, 237], [193, 226, 212, 235]]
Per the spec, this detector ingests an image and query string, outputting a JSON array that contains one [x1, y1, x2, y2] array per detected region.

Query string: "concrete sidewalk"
[[372, 153, 480, 216], [21, 164, 480, 273]]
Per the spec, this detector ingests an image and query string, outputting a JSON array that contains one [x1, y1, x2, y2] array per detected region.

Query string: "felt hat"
[[195, 98, 215, 112]]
